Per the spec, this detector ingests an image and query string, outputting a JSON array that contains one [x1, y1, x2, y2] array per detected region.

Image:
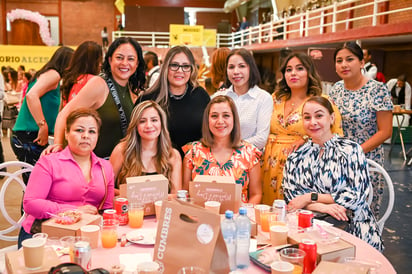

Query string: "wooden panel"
[[9, 19, 44, 45], [125, 6, 183, 32]]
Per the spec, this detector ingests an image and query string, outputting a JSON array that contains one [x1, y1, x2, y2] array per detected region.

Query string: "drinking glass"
[[101, 219, 119, 248], [279, 248, 306, 274], [128, 203, 144, 228]]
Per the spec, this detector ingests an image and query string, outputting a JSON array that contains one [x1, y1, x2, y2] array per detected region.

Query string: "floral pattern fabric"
[[183, 141, 261, 203], [261, 94, 343, 205], [329, 79, 393, 217], [283, 136, 383, 251]]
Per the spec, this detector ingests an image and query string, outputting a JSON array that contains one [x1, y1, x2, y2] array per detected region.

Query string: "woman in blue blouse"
[[283, 96, 383, 251]]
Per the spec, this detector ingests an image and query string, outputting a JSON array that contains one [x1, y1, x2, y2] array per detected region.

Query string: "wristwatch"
[[311, 192, 318, 203]]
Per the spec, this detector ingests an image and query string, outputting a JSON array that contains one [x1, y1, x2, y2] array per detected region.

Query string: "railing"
[[112, 0, 411, 48]]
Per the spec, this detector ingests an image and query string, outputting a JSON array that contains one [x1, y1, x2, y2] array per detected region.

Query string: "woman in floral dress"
[[261, 52, 342, 205], [283, 96, 383, 251], [183, 95, 262, 204], [329, 42, 393, 217]]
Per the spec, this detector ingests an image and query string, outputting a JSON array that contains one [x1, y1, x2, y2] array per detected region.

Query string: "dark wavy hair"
[[61, 41, 103, 103], [333, 41, 363, 62], [101, 37, 146, 95], [275, 52, 322, 100], [225, 48, 261, 89], [31, 46, 74, 83]]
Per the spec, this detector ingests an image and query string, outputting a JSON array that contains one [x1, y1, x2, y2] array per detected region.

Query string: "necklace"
[[169, 84, 188, 100]]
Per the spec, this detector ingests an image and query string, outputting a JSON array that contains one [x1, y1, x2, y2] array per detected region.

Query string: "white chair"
[[0, 161, 33, 242], [366, 159, 395, 233]]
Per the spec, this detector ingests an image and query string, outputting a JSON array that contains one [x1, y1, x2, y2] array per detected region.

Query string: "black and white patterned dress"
[[282, 135, 383, 251]]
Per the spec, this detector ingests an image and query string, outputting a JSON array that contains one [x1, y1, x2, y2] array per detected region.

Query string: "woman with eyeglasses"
[[137, 46, 210, 157]]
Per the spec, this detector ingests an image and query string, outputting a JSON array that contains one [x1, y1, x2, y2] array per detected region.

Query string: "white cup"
[[80, 225, 100, 249], [22, 237, 47, 270], [271, 261, 294, 274], [154, 200, 163, 220], [270, 225, 289, 247], [204, 201, 221, 214]]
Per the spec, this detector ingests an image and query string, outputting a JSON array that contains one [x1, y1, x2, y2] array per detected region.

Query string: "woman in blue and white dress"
[[283, 96, 383, 251], [328, 42, 392, 218]]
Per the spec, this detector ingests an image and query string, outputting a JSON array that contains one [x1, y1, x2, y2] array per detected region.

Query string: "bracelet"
[[54, 143, 63, 147]]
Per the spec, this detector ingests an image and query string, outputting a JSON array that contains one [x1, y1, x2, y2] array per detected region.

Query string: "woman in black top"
[[138, 46, 210, 157]]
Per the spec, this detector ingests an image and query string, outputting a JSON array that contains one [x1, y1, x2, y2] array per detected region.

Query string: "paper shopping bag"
[[153, 199, 230, 274]]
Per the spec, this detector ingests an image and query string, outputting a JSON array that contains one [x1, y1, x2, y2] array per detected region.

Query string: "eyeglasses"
[[168, 63, 192, 72]]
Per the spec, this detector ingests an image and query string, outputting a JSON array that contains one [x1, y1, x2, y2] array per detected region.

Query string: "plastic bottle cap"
[[225, 210, 234, 218], [239, 207, 247, 215]]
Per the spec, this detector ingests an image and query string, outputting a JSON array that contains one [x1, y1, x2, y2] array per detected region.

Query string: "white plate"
[[126, 228, 157, 245]]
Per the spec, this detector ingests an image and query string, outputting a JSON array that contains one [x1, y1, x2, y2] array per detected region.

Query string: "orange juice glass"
[[260, 207, 275, 232], [128, 203, 144, 228], [101, 219, 118, 248]]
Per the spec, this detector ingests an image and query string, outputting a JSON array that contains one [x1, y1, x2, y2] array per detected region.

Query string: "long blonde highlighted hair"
[[117, 101, 174, 190]]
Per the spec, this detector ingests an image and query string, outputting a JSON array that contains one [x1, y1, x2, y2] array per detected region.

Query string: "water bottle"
[[221, 210, 237, 271], [273, 199, 286, 223], [236, 207, 251, 269]]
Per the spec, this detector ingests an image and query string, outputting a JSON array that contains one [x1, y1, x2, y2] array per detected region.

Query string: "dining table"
[[81, 216, 395, 273], [1, 215, 396, 274]]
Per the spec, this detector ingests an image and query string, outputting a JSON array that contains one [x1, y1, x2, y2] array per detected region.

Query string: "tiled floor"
[[1, 133, 411, 272]]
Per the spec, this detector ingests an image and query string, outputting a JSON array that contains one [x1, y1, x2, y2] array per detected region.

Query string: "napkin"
[[119, 253, 152, 273]]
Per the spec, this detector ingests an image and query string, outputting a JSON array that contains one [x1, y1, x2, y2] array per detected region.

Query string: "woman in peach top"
[[183, 95, 262, 204]]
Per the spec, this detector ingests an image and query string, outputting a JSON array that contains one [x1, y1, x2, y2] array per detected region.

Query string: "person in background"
[[101, 27, 109, 48], [61, 41, 103, 107], [6, 69, 18, 91], [387, 74, 411, 109], [44, 37, 146, 159], [329, 41, 393, 218], [387, 74, 411, 127], [283, 96, 383, 251], [137, 46, 210, 158], [18, 108, 114, 248], [183, 95, 262, 204], [110, 100, 181, 195], [16, 72, 32, 108], [210, 47, 230, 93], [144, 51, 160, 89], [261, 52, 342, 205], [213, 48, 273, 150], [240, 16, 249, 30], [11, 46, 74, 170], [362, 48, 377, 80]]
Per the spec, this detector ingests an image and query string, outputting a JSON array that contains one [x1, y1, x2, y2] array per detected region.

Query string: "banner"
[[0, 45, 73, 71], [203, 29, 217, 47], [170, 24, 204, 46]]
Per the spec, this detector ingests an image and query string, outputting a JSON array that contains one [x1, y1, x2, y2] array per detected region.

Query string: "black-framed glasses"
[[169, 63, 192, 72]]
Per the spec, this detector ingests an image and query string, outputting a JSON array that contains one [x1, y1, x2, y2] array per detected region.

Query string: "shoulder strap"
[[105, 77, 128, 137]]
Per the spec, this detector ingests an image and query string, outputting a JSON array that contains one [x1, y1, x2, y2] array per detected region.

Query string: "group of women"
[[15, 38, 391, 252]]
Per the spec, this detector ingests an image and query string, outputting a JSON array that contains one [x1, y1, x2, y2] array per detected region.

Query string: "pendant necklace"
[[169, 84, 188, 100]]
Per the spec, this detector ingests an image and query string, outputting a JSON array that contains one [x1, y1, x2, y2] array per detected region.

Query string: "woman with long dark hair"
[[44, 37, 146, 158], [11, 46, 74, 168], [261, 52, 342, 205], [61, 41, 103, 107], [329, 42, 393, 217]]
